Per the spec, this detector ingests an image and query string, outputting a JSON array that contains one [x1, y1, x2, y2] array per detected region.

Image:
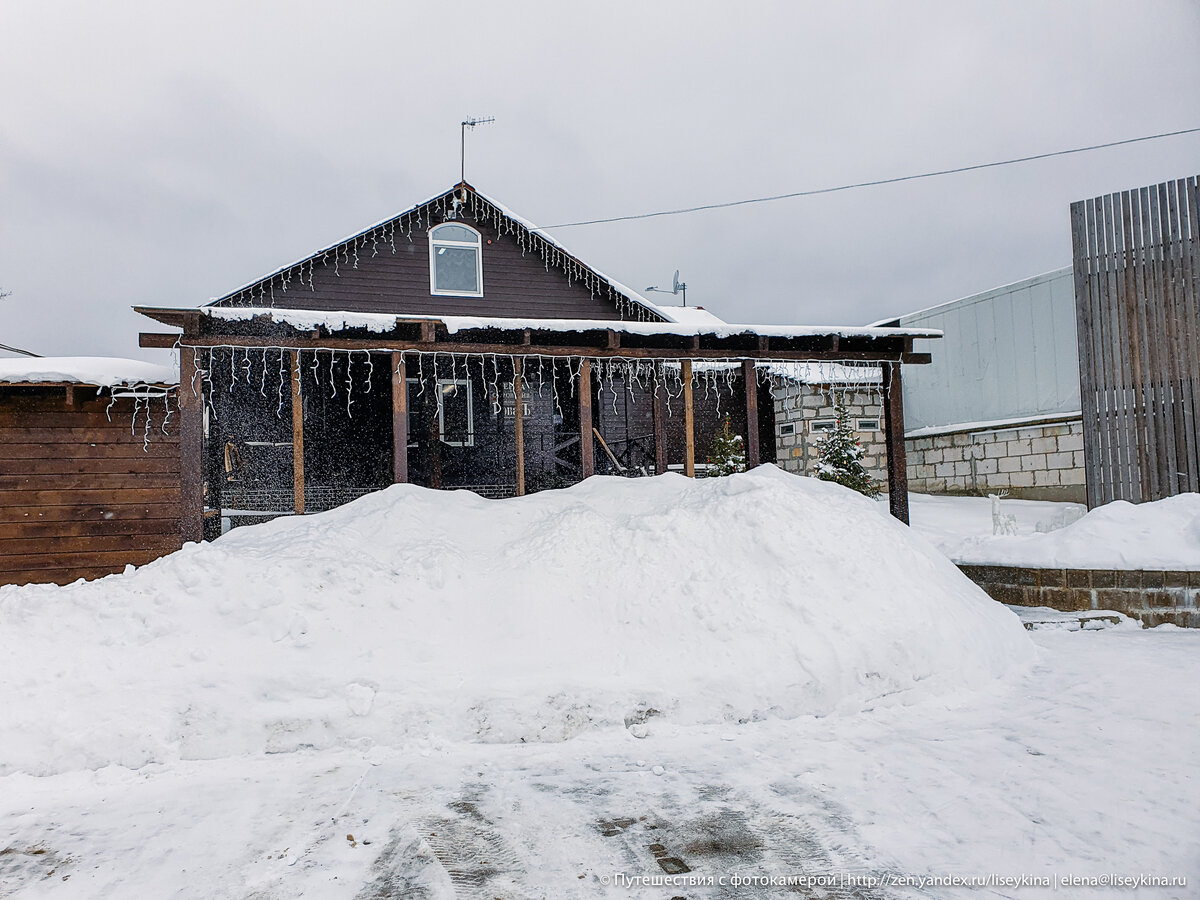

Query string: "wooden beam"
[[652, 365, 668, 476], [139, 332, 180, 349], [682, 359, 695, 477], [178, 347, 204, 543], [390, 351, 408, 484], [883, 362, 910, 524], [741, 359, 760, 468], [175, 334, 927, 364], [579, 359, 594, 478], [514, 358, 526, 495], [289, 351, 305, 515]]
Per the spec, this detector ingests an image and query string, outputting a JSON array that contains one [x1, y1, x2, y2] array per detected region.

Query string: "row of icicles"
[[113, 347, 887, 450]]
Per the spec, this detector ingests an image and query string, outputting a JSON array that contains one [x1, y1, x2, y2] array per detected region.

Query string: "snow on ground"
[[905, 491, 1200, 569], [1, 627, 1196, 898], [0, 467, 1031, 779], [0, 356, 176, 387]]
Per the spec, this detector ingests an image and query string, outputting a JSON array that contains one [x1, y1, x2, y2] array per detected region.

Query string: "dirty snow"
[[1, 628, 1195, 897]]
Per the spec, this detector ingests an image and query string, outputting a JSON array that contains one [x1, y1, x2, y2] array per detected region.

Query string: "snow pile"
[[0, 356, 177, 387], [0, 467, 1032, 777], [930, 492, 1200, 569]]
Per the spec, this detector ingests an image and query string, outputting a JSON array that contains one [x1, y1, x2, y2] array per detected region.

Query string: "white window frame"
[[856, 417, 880, 432], [437, 378, 474, 447], [809, 418, 836, 433], [778, 422, 796, 436], [428, 222, 484, 298]]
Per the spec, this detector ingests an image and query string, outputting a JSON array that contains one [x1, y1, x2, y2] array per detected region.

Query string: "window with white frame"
[[429, 223, 483, 296], [857, 418, 880, 432], [778, 422, 796, 436], [438, 379, 474, 446], [809, 418, 836, 433]]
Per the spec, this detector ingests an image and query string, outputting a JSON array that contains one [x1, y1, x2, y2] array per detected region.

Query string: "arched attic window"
[[429, 222, 484, 297]]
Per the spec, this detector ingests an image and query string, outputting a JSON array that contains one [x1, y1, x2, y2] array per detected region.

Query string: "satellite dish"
[[672, 270, 681, 293]]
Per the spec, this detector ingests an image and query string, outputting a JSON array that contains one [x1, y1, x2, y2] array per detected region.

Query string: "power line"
[[542, 127, 1200, 229]]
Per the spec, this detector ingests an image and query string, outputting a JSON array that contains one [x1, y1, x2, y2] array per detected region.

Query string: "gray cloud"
[[1, 0, 1197, 359]]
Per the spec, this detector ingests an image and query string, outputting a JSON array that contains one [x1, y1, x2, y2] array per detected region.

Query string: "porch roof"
[[136, 305, 939, 364]]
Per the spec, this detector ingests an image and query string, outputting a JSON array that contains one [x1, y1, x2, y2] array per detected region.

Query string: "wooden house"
[[136, 183, 937, 542]]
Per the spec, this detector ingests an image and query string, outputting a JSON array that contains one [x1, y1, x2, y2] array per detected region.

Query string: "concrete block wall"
[[772, 385, 889, 487], [905, 417, 1085, 502], [958, 564, 1200, 628]]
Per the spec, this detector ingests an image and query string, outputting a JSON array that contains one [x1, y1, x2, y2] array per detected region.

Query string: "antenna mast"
[[460, 116, 495, 183]]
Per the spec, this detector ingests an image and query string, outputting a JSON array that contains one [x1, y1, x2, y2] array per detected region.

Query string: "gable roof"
[[207, 182, 674, 324]]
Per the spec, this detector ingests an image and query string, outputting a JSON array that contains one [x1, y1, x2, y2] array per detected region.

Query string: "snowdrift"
[[0, 467, 1033, 776], [945, 492, 1200, 569]]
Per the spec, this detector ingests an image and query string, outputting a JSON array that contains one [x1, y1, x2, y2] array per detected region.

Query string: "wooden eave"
[[137, 306, 935, 364]]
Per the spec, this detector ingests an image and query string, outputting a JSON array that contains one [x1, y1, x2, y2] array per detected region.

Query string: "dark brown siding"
[[222, 211, 627, 320], [0, 386, 182, 586]]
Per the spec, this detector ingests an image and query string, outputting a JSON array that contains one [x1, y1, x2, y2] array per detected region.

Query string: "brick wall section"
[[772, 386, 889, 487], [958, 565, 1200, 628], [905, 418, 1086, 502]]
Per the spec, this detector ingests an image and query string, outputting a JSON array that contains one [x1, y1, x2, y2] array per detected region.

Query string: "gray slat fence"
[[1070, 176, 1200, 507]]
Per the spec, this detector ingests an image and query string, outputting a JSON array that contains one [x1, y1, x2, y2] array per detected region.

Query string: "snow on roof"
[[765, 361, 883, 385], [652, 305, 727, 326], [200, 305, 938, 341], [0, 356, 178, 387]]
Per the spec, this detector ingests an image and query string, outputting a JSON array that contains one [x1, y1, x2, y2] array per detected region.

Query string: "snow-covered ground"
[[905, 491, 1200, 569], [1, 627, 1195, 898], [1, 469, 1196, 897]]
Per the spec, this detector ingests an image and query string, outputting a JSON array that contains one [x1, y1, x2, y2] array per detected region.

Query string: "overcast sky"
[[2, 0, 1198, 360]]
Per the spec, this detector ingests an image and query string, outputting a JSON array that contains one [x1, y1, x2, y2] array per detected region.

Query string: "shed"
[[0, 357, 180, 585]]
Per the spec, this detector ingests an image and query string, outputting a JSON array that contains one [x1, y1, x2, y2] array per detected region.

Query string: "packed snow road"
[[2, 626, 1196, 899]]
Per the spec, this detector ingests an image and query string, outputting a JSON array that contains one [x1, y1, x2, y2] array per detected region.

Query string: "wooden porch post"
[[290, 351, 305, 514], [390, 351, 408, 483], [178, 346, 204, 543], [652, 364, 668, 476], [741, 359, 760, 469], [514, 358, 526, 495], [579, 358, 595, 478], [681, 359, 696, 477], [883, 361, 910, 524]]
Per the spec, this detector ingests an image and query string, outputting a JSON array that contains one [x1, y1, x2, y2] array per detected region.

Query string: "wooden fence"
[[1070, 176, 1200, 507]]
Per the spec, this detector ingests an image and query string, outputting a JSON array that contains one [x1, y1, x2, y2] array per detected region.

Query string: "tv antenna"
[[645, 270, 688, 306], [460, 116, 495, 183]]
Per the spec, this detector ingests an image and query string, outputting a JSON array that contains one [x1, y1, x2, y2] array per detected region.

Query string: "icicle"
[[363, 350, 374, 393], [260, 348, 269, 398], [161, 387, 172, 436], [346, 350, 354, 418], [416, 353, 426, 398], [229, 347, 237, 393], [550, 358, 562, 419], [142, 393, 152, 452], [277, 350, 287, 418]]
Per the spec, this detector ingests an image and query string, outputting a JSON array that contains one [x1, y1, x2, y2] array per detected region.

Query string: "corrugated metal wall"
[[897, 268, 1079, 431]]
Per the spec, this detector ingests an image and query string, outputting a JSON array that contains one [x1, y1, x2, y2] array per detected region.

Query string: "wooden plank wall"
[[1070, 175, 1200, 507], [0, 386, 182, 585]]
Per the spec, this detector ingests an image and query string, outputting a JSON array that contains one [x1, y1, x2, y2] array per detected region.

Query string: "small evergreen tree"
[[814, 401, 881, 496], [707, 416, 747, 476]]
